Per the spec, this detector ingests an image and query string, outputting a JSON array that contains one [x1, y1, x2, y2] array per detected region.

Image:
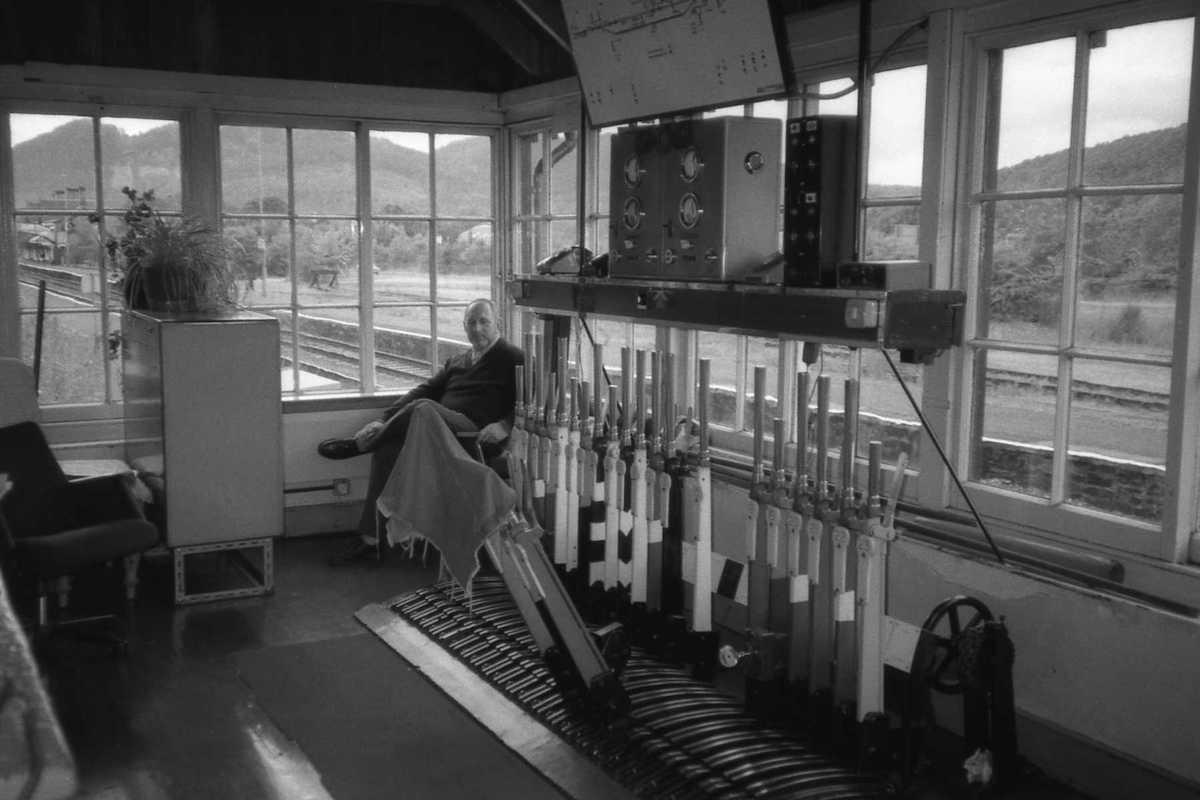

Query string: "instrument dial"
[[622, 196, 644, 231], [678, 193, 702, 229], [680, 146, 703, 182], [623, 154, 643, 188]]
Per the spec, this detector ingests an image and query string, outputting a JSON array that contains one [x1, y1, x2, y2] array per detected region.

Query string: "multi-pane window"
[[687, 77, 927, 483], [219, 123, 495, 398], [512, 126, 579, 279], [962, 16, 1192, 549], [9, 113, 181, 406], [803, 69, 930, 477]]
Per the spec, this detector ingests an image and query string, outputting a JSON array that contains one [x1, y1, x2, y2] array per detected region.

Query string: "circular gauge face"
[[744, 150, 766, 174], [678, 192, 702, 229], [680, 146, 703, 182], [622, 196, 644, 231], [623, 154, 642, 188]]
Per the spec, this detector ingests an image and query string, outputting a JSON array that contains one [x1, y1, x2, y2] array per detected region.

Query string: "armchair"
[[0, 421, 159, 648]]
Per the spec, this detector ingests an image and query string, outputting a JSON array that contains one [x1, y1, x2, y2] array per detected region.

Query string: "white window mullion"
[[286, 128, 299, 394], [1051, 33, 1090, 505], [734, 336, 748, 431], [492, 131, 506, 315], [1163, 14, 1200, 562], [356, 122, 375, 393], [91, 116, 117, 404], [917, 9, 967, 509], [0, 113, 17, 358], [428, 133, 439, 370]]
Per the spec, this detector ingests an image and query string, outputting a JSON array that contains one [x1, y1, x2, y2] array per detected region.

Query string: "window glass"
[[371, 131, 431, 215], [1084, 19, 1191, 185], [294, 129, 355, 216], [817, 78, 856, 115], [11, 115, 95, 210], [1067, 361, 1166, 522], [978, 198, 1066, 344], [697, 332, 740, 430], [517, 131, 544, 217], [858, 349, 923, 466], [436, 304, 474, 359], [293, 308, 360, 393], [550, 131, 578, 215], [374, 305, 434, 393], [970, 351, 1057, 499], [373, 220, 430, 301], [294, 219, 358, 305], [864, 206, 920, 260], [595, 126, 615, 243], [436, 220, 492, 303], [11, 113, 183, 406], [744, 338, 780, 432], [220, 126, 287, 214], [435, 134, 492, 217], [1077, 195, 1178, 356], [866, 68, 925, 194], [100, 118, 180, 210], [965, 19, 1191, 537], [993, 38, 1074, 191], [806, 346, 853, 469], [20, 310, 108, 404], [550, 219, 579, 253], [223, 216, 289, 307]]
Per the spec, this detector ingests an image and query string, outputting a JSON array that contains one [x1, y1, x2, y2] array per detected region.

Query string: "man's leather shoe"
[[318, 437, 360, 460], [327, 539, 381, 566]]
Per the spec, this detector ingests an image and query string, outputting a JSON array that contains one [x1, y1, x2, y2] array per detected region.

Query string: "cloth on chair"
[[376, 402, 515, 589]]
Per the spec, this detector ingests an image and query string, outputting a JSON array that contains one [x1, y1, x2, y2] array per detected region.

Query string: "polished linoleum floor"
[[21, 534, 1096, 800]]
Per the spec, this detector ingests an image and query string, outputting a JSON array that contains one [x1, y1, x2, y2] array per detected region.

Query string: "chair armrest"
[[58, 474, 146, 524], [455, 431, 485, 462]]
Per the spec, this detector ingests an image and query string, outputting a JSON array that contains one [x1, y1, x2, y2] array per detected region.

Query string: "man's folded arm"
[[382, 359, 453, 421]]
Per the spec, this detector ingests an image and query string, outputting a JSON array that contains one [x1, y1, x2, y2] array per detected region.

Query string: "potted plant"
[[96, 187, 239, 314]]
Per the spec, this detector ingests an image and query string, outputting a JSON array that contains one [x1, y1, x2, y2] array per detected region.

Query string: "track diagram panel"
[[564, 0, 786, 126]]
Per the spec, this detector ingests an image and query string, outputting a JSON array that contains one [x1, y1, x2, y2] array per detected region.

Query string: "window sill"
[[897, 507, 1200, 618], [281, 393, 402, 415]]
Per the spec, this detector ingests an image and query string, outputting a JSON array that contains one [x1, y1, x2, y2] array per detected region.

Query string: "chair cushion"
[[16, 519, 158, 578]]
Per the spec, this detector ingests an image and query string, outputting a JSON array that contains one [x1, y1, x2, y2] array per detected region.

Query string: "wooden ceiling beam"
[[446, 0, 548, 77], [509, 0, 571, 54]]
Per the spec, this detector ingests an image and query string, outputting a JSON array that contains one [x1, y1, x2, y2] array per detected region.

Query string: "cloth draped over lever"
[[376, 402, 516, 589]]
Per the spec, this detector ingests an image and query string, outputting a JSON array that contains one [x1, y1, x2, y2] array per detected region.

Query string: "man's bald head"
[[463, 298, 501, 353]]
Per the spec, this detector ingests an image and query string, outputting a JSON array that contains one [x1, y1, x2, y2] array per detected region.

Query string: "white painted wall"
[[281, 408, 381, 511]]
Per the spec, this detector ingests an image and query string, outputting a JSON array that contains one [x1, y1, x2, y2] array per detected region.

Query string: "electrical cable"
[[881, 348, 1006, 565], [793, 16, 930, 101]]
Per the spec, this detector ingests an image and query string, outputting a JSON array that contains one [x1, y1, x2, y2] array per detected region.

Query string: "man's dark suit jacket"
[[382, 337, 525, 430]]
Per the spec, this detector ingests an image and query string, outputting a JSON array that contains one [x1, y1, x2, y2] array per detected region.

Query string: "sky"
[[8, 17, 1192, 185]]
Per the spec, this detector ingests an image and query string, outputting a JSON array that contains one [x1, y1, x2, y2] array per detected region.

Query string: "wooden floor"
[[27, 535, 446, 800], [19, 534, 1094, 800]]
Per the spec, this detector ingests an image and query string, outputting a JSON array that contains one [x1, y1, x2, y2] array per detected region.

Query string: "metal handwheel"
[[917, 595, 994, 695]]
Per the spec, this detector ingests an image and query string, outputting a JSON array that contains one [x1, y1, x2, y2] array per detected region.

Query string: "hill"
[[12, 118, 1186, 290]]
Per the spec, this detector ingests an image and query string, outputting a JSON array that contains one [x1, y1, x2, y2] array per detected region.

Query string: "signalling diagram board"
[[564, 0, 786, 127]]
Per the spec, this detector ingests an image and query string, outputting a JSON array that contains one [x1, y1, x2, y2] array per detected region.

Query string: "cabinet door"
[[161, 319, 283, 545]]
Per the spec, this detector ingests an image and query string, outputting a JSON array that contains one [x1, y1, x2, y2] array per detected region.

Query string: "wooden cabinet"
[[123, 310, 283, 548]]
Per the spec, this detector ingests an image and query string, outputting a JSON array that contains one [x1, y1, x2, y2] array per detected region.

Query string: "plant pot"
[[123, 265, 204, 313]]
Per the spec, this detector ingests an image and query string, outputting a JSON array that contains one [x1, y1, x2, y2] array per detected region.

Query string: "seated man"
[[318, 298, 524, 565]]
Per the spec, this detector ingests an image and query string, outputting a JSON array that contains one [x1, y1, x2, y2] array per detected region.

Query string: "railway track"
[[279, 328, 434, 386]]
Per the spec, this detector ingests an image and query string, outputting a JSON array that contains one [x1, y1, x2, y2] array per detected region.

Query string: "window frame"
[[949, 1, 1200, 561], [5, 105, 185, 413], [0, 66, 505, 422], [216, 114, 500, 400]]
